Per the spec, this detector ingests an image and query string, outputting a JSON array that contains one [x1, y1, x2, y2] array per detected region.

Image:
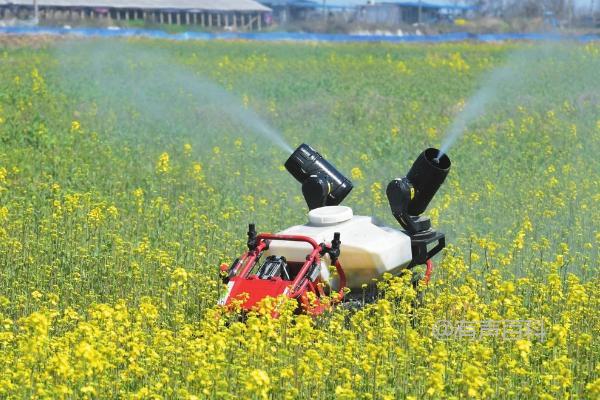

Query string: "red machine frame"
[[218, 233, 346, 315]]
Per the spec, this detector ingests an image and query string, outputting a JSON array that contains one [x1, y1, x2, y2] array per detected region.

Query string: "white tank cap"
[[308, 206, 353, 226]]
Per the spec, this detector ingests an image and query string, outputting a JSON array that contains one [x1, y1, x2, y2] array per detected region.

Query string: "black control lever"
[[320, 232, 341, 265], [247, 223, 257, 251]]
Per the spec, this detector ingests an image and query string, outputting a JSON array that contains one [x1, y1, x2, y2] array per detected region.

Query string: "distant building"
[[258, 0, 369, 24], [359, 1, 474, 25], [0, 0, 272, 30], [256, 0, 473, 26], [259, 0, 319, 24]]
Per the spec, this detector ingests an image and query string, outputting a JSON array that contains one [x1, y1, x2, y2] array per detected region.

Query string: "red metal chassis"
[[219, 233, 346, 315]]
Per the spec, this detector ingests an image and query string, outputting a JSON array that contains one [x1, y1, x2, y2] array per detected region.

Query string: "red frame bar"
[[256, 233, 319, 249], [227, 232, 346, 305], [237, 240, 269, 278], [236, 234, 323, 296]]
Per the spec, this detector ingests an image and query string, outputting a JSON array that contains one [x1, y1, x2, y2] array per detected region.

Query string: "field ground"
[[0, 37, 599, 399]]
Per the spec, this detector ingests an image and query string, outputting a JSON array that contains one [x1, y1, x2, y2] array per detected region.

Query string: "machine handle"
[[257, 233, 319, 249]]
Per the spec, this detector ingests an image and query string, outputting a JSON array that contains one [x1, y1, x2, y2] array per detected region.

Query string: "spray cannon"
[[285, 143, 353, 210], [386, 148, 451, 266], [218, 144, 451, 314], [387, 148, 451, 228]]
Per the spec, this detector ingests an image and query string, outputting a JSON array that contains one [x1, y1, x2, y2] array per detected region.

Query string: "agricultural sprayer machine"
[[218, 144, 451, 315]]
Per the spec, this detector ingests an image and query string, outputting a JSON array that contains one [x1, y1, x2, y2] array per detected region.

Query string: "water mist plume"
[[438, 44, 568, 158], [53, 40, 293, 154]]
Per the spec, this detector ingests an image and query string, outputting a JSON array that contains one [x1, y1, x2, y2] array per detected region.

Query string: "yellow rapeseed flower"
[[351, 167, 364, 180], [156, 152, 170, 174], [70, 120, 81, 133]]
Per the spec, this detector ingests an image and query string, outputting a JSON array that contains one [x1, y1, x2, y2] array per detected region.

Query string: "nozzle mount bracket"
[[408, 229, 445, 268]]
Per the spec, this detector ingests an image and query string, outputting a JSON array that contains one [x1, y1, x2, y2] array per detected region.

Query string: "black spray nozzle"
[[387, 148, 451, 232], [285, 144, 353, 210], [405, 148, 450, 216]]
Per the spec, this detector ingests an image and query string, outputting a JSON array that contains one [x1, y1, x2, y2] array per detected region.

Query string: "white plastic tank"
[[266, 206, 413, 288]]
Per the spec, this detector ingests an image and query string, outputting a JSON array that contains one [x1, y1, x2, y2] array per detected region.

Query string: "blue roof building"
[[358, 1, 475, 25], [256, 0, 475, 25]]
